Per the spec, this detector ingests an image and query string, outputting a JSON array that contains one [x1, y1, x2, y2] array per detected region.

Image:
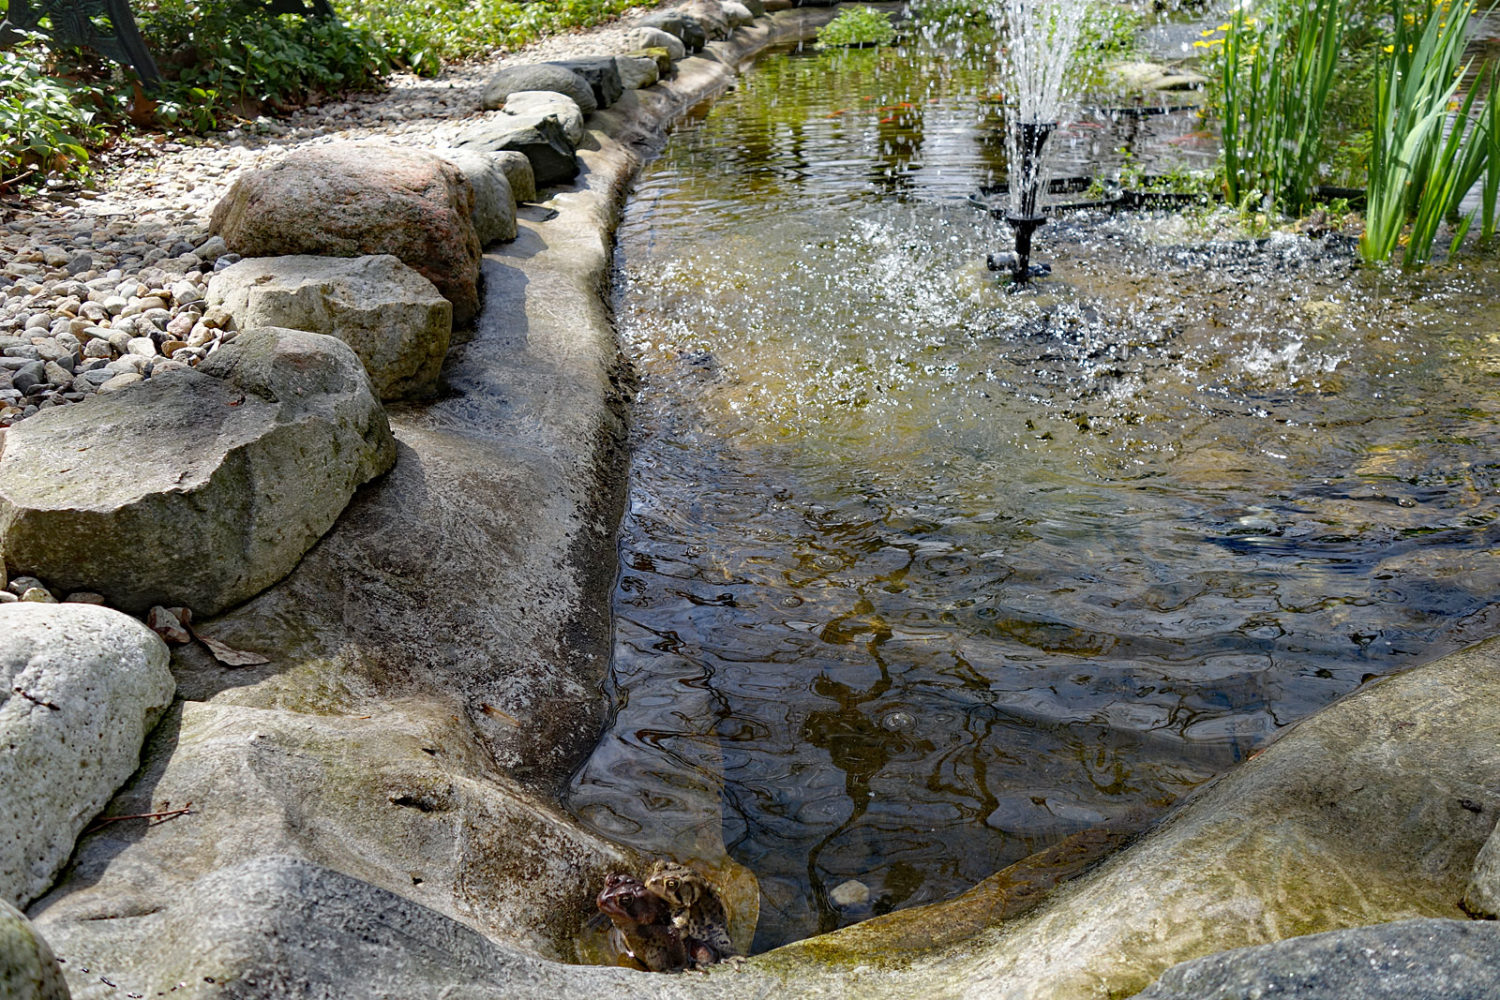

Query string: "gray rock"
[[1134, 919, 1500, 1000], [209, 144, 483, 327], [1463, 818, 1500, 918], [0, 328, 395, 615], [481, 63, 597, 114], [639, 10, 708, 49], [681, 3, 730, 40], [449, 115, 579, 189], [433, 148, 519, 245], [491, 149, 537, 204], [619, 26, 686, 61], [722, 1, 755, 27], [0, 603, 174, 907], [195, 235, 230, 261], [0, 899, 69, 1000], [499, 91, 586, 145], [207, 255, 452, 400], [547, 57, 625, 109], [11, 361, 44, 394], [615, 55, 660, 91], [739, 0, 765, 16]]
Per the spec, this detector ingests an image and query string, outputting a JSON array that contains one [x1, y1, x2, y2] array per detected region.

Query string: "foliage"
[[815, 7, 897, 49], [1069, 2, 1143, 92], [1207, 0, 1344, 218], [1360, 0, 1488, 264], [344, 0, 658, 76], [0, 33, 108, 190]]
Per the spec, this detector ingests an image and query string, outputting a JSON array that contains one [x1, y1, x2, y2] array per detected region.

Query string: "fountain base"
[[990, 211, 1050, 284]]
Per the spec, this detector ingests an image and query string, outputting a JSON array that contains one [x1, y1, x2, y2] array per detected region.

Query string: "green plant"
[[815, 7, 897, 49], [1360, 0, 1488, 264], [1214, 0, 1344, 218], [0, 33, 108, 190]]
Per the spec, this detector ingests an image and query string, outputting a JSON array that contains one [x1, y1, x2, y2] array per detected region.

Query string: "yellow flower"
[[1200, 27, 1216, 36], [1382, 43, 1395, 52]]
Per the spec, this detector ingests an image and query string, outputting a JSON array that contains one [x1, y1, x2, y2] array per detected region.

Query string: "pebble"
[[829, 880, 871, 907]]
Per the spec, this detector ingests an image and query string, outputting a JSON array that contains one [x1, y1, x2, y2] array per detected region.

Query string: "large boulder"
[[547, 57, 624, 109], [1464, 819, 1500, 917], [435, 148, 519, 245], [722, 1, 756, 27], [615, 55, 660, 91], [1, 900, 69, 1000], [0, 603, 173, 907], [619, 25, 686, 62], [500, 91, 586, 145], [209, 144, 483, 326], [207, 255, 453, 400], [0, 329, 395, 615], [481, 63, 597, 114], [1134, 919, 1500, 1000], [448, 114, 579, 189]]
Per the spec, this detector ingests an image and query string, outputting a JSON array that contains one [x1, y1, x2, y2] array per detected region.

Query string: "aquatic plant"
[[1212, 0, 1344, 218], [815, 7, 897, 49], [1361, 0, 1488, 264]]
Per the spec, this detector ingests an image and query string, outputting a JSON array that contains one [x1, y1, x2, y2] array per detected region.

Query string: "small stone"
[[171, 281, 203, 305], [97, 372, 143, 394], [102, 294, 127, 315], [196, 235, 230, 260], [11, 360, 45, 394], [160, 340, 189, 358], [64, 591, 107, 604], [200, 305, 233, 330], [829, 879, 870, 906], [167, 312, 196, 338], [170, 241, 196, 257], [146, 605, 193, 644], [19, 586, 57, 603], [107, 331, 133, 354], [213, 253, 243, 272], [0, 591, 15, 603], [127, 337, 158, 358], [66, 252, 93, 275], [83, 339, 112, 359], [43, 361, 73, 387]]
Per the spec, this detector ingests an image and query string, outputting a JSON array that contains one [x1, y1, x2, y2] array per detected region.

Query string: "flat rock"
[[448, 114, 579, 189], [1134, 919, 1500, 999], [481, 63, 597, 114], [0, 328, 395, 615], [499, 91, 586, 145], [435, 148, 520, 244], [1, 603, 173, 907], [1, 900, 69, 1000], [207, 255, 453, 400], [547, 58, 625, 109], [209, 143, 483, 326]]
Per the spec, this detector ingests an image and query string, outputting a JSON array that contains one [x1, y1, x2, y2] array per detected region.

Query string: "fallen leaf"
[[195, 631, 271, 667]]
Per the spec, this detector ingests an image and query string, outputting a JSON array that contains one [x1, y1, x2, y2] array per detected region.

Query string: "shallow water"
[[565, 33, 1500, 951]]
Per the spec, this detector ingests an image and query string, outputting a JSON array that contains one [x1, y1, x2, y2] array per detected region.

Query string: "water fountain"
[[988, 0, 1088, 284]]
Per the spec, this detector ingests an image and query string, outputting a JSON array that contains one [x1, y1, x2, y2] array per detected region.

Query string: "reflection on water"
[[564, 35, 1500, 951]]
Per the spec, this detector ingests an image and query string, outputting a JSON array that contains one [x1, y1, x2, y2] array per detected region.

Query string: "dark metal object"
[[1000, 120, 1056, 286], [0, 0, 337, 90]]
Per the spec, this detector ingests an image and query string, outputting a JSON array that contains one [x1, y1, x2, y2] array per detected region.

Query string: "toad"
[[596, 871, 689, 973], [645, 860, 736, 966]]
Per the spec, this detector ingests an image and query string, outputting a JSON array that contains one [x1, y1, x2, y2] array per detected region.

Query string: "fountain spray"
[[992, 0, 1086, 285]]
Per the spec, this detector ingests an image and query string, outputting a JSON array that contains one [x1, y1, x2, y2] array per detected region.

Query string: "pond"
[[564, 25, 1500, 952]]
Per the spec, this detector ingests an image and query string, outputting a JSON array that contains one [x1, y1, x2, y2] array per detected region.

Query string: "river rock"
[[547, 58, 624, 109], [490, 149, 537, 204], [207, 255, 452, 400], [638, 10, 707, 51], [1134, 919, 1500, 999], [481, 63, 598, 114], [0, 900, 69, 1000], [208, 143, 483, 326], [1108, 60, 1210, 94], [499, 91, 586, 145], [0, 328, 395, 615], [0, 603, 174, 907], [447, 114, 579, 189], [722, 1, 756, 28], [682, 1, 732, 39], [435, 148, 519, 245], [1463, 818, 1500, 918], [615, 55, 660, 91], [619, 26, 686, 61]]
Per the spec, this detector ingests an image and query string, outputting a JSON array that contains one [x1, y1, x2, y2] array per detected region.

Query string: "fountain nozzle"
[[991, 120, 1057, 285]]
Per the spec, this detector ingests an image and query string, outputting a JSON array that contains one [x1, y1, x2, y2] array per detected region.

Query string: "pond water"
[[564, 29, 1500, 951]]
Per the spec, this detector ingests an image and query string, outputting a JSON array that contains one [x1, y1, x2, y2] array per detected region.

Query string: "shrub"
[[815, 7, 897, 49], [0, 33, 108, 190]]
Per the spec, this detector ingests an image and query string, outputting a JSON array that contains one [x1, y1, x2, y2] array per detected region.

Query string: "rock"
[[0, 900, 70, 1000], [19, 587, 57, 603], [448, 115, 579, 189], [146, 605, 192, 645], [62, 593, 104, 605], [619, 26, 686, 62], [722, 1, 756, 27], [1463, 819, 1500, 918], [126, 336, 157, 357], [1135, 919, 1500, 1000], [0, 602, 174, 907], [207, 256, 452, 401], [615, 55, 660, 91], [499, 91, 586, 145], [491, 149, 537, 204], [481, 63, 598, 114], [681, 2, 731, 39], [829, 879, 870, 906], [1108, 60, 1210, 94], [0, 328, 396, 615], [547, 57, 624, 109], [639, 10, 708, 50], [739, 0, 765, 16], [209, 144, 483, 326], [11, 361, 44, 394], [195, 235, 230, 261], [95, 372, 142, 394], [629, 46, 675, 78], [434, 148, 519, 245]]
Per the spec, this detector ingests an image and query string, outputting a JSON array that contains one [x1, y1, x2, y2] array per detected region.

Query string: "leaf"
[[194, 631, 271, 667]]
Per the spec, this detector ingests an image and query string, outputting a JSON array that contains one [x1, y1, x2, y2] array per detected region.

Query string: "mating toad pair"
[[596, 860, 736, 972]]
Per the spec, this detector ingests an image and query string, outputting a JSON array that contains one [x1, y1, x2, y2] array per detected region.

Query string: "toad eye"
[[667, 878, 678, 890]]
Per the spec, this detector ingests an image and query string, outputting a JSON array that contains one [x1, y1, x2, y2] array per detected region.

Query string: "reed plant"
[[1360, 0, 1487, 264], [1216, 0, 1344, 217]]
